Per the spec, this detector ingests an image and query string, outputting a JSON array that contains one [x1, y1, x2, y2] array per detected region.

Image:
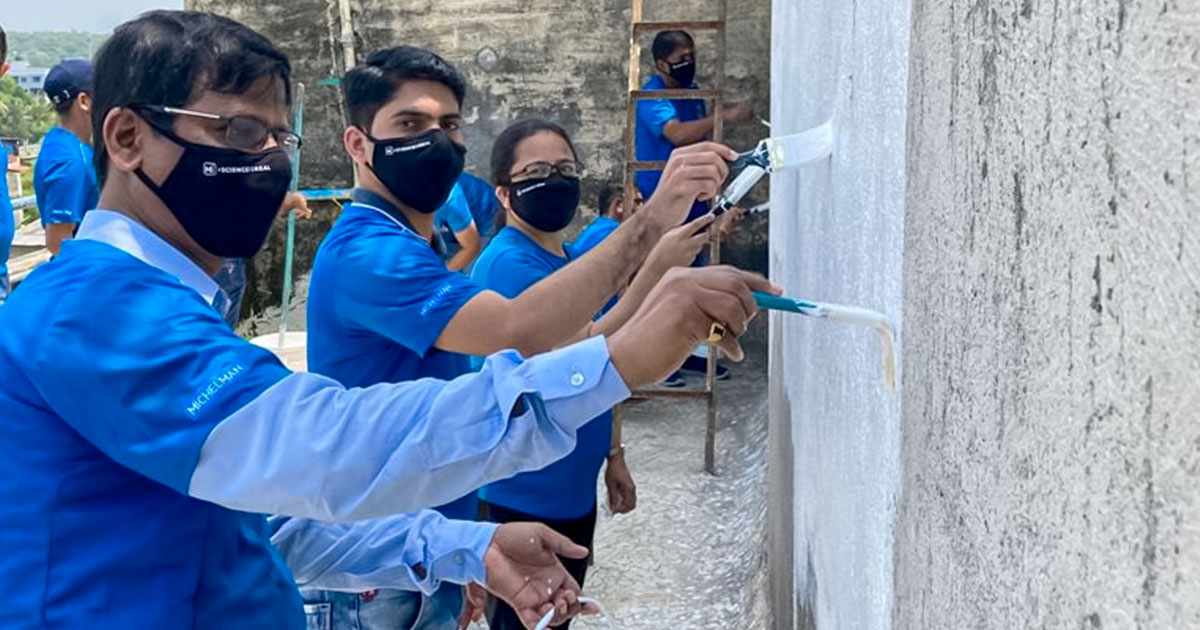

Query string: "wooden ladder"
[[619, 0, 729, 475]]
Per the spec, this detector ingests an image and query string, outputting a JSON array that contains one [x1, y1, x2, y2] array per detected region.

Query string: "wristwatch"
[[607, 444, 625, 459]]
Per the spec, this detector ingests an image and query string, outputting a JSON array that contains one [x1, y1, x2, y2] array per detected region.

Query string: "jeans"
[[0, 272, 9, 306], [302, 584, 463, 630], [213, 258, 247, 328]]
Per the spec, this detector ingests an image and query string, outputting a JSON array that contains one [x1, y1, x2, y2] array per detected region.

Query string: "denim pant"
[[301, 584, 463, 630], [0, 272, 9, 306]]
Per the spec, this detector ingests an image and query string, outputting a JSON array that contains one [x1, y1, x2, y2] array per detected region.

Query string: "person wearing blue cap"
[[0, 11, 770, 630], [34, 58, 98, 255], [0, 24, 13, 305]]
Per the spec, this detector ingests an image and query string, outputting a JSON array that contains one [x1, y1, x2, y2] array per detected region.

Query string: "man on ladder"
[[635, 29, 753, 385]]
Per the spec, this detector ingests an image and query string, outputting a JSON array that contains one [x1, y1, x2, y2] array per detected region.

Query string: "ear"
[[102, 107, 147, 175], [495, 184, 512, 212], [77, 92, 93, 114], [343, 125, 372, 167]]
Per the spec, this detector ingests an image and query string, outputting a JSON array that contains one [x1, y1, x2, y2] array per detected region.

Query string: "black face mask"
[[509, 173, 580, 233], [135, 126, 292, 259], [668, 58, 696, 87], [364, 129, 466, 214]]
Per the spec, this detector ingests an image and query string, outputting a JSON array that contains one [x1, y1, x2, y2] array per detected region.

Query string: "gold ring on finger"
[[707, 322, 727, 344]]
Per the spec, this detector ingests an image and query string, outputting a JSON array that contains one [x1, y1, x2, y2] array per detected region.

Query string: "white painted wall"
[[769, 0, 911, 628]]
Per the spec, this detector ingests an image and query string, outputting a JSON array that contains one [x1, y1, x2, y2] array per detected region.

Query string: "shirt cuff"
[[488, 335, 631, 429], [422, 519, 498, 589]]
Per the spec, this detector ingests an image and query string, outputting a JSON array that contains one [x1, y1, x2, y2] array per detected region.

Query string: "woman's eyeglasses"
[[510, 160, 583, 182]]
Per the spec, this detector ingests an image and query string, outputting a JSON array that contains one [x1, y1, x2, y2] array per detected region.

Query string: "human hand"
[[723, 100, 753, 123], [457, 583, 487, 630], [605, 454, 637, 514], [645, 214, 713, 271], [718, 205, 746, 237], [640, 142, 736, 229], [279, 191, 313, 219], [607, 265, 779, 388], [484, 522, 592, 629]]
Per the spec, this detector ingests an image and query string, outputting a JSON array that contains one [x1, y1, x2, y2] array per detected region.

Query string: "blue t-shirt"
[[307, 189, 484, 519], [572, 216, 621, 316], [0, 143, 13, 277], [33, 127, 98, 227], [635, 75, 710, 221], [457, 171, 500, 240], [435, 182, 476, 259], [470, 226, 613, 519], [0, 238, 302, 628]]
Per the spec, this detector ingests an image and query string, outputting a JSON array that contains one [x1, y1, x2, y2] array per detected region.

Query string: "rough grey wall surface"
[[185, 0, 771, 318], [898, 2, 1200, 629]]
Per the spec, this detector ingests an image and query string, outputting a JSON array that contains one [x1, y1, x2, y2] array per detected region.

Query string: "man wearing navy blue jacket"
[[0, 11, 771, 630]]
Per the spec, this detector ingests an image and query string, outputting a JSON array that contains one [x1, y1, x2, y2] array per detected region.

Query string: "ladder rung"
[[626, 160, 669, 171], [630, 89, 721, 100], [629, 388, 712, 400], [633, 20, 725, 34]]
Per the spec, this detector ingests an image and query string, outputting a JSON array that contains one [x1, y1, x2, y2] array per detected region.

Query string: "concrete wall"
[[896, 1, 1200, 629], [767, 0, 910, 628], [185, 0, 771, 320]]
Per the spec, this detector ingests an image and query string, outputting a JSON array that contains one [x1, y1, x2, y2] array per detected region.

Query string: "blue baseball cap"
[[44, 59, 93, 107]]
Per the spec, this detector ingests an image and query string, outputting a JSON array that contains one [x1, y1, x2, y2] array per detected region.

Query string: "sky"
[[1, 0, 184, 33]]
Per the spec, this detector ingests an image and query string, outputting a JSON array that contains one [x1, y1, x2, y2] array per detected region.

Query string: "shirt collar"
[[348, 187, 446, 256], [74, 210, 221, 306]]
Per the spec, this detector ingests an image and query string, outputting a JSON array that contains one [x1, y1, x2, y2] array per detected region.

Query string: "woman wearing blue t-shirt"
[[469, 119, 711, 629]]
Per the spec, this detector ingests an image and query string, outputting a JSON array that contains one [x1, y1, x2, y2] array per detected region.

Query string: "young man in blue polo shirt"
[[306, 46, 754, 630], [0, 24, 13, 304], [0, 13, 770, 629], [34, 59, 99, 255], [636, 29, 754, 382]]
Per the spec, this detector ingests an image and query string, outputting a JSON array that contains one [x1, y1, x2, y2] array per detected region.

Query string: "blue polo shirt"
[[635, 74, 709, 222], [435, 182, 476, 259], [458, 171, 500, 240], [572, 216, 621, 316], [34, 126, 98, 227], [307, 189, 484, 519], [0, 143, 13, 278], [0, 222, 301, 628], [471, 226, 613, 519]]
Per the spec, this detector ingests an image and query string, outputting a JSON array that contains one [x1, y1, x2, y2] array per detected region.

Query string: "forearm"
[[45, 223, 76, 256], [446, 247, 477, 271], [271, 512, 498, 594], [664, 116, 716, 146], [502, 212, 667, 355], [587, 254, 672, 338], [188, 337, 630, 522]]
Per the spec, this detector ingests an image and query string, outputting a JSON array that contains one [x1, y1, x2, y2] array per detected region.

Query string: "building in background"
[[7, 60, 48, 93]]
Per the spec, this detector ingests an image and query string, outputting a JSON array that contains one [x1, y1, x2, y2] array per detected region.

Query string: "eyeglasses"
[[131, 104, 302, 153], [510, 160, 583, 182]]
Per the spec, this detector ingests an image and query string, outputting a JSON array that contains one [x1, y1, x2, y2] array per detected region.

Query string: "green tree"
[[0, 76, 56, 143], [7, 31, 108, 68]]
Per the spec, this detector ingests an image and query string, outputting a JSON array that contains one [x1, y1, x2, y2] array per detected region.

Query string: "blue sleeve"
[[439, 184, 475, 233], [271, 513, 498, 594], [28, 270, 292, 493], [38, 151, 93, 225], [477, 250, 558, 299], [637, 98, 679, 141], [335, 232, 484, 356]]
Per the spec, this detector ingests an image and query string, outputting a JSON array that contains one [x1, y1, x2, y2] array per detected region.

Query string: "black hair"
[[54, 97, 76, 116], [344, 46, 466, 131], [0, 22, 7, 64], [652, 30, 694, 62], [489, 118, 579, 186], [597, 183, 624, 217], [91, 10, 291, 184]]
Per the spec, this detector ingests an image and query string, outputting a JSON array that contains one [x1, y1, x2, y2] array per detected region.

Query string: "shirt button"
[[570, 372, 585, 387]]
